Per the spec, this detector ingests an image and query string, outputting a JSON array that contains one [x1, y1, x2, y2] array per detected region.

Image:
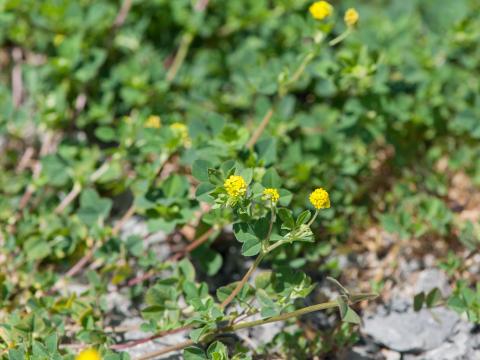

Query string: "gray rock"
[[120, 216, 169, 259], [104, 291, 131, 315], [119, 317, 147, 340], [62, 283, 89, 296], [389, 298, 410, 313], [380, 349, 402, 360], [345, 344, 383, 360], [248, 320, 284, 346], [403, 321, 480, 360], [234, 310, 284, 348], [414, 268, 450, 296], [119, 216, 149, 239], [363, 307, 460, 352], [345, 347, 373, 360]]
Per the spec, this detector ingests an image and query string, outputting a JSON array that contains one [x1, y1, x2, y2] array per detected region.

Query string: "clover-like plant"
[[135, 162, 377, 359]]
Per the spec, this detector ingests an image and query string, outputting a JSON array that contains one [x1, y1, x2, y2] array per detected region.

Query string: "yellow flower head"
[[262, 188, 280, 203], [53, 34, 65, 46], [76, 349, 101, 360], [224, 175, 247, 198], [309, 1, 333, 20], [145, 115, 161, 128], [170, 122, 190, 145], [344, 8, 359, 27], [309, 188, 330, 209]]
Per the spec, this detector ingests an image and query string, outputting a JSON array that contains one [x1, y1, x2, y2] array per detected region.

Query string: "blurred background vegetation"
[[1, 0, 479, 358]]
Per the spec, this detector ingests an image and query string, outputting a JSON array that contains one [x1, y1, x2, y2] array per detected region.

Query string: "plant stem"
[[265, 239, 286, 253], [54, 161, 109, 214], [54, 182, 82, 214], [220, 206, 277, 308], [167, 32, 194, 83], [329, 29, 351, 46], [246, 49, 316, 149], [169, 227, 217, 261], [220, 253, 264, 309], [307, 209, 319, 226], [136, 339, 195, 360], [136, 300, 339, 359], [246, 107, 274, 149], [285, 52, 315, 89], [225, 301, 338, 332], [113, 0, 133, 29], [111, 325, 190, 351], [112, 203, 136, 236]]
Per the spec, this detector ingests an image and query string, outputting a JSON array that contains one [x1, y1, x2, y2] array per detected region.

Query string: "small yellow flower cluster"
[[309, 2, 359, 28], [344, 8, 359, 27], [309, 188, 330, 209], [170, 122, 190, 146], [262, 188, 280, 203], [53, 34, 65, 46], [224, 175, 247, 198], [76, 349, 101, 360], [309, 1, 333, 20], [144, 115, 161, 128]]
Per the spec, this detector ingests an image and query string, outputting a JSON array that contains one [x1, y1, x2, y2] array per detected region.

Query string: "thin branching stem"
[[167, 32, 194, 83], [136, 300, 339, 359], [220, 253, 264, 309]]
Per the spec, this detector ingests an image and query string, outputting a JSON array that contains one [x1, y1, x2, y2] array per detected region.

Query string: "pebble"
[[363, 306, 460, 352]]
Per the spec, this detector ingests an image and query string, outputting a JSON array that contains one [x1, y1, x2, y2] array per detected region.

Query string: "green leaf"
[[256, 137, 277, 165], [257, 289, 279, 317], [147, 218, 177, 233], [241, 238, 261, 257], [414, 292, 425, 311], [233, 223, 257, 243], [296, 210, 311, 226], [216, 283, 235, 303], [45, 334, 58, 353], [426, 288, 442, 308], [255, 271, 272, 289], [220, 160, 236, 177], [190, 326, 209, 343], [337, 295, 349, 319], [447, 295, 466, 313], [238, 168, 253, 185], [193, 247, 223, 276], [207, 341, 228, 360], [77, 188, 112, 226], [192, 160, 213, 182], [278, 189, 293, 206], [216, 281, 252, 304], [41, 155, 70, 186], [278, 208, 294, 229], [253, 217, 270, 240], [342, 307, 361, 324], [262, 168, 281, 188], [184, 346, 208, 360], [196, 182, 216, 203], [208, 169, 223, 185], [145, 280, 177, 306], [327, 277, 349, 296], [24, 237, 51, 261], [32, 340, 49, 357], [125, 235, 144, 257], [95, 126, 116, 142], [163, 174, 189, 198], [8, 349, 25, 360], [179, 259, 196, 282]]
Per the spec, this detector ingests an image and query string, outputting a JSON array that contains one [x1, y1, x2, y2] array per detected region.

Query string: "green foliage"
[[1, 0, 480, 358]]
